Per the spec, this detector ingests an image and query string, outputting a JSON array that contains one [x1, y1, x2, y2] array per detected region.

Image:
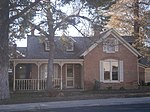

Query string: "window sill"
[[103, 80, 121, 83], [105, 51, 116, 53]]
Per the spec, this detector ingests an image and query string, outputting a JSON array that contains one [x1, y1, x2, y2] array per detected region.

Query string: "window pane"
[[104, 62, 110, 80], [112, 62, 118, 80], [67, 64, 73, 77]]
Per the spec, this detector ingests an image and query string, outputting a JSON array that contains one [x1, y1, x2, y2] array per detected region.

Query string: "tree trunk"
[[46, 1, 58, 96], [0, 0, 10, 99], [47, 35, 55, 91], [134, 0, 140, 44]]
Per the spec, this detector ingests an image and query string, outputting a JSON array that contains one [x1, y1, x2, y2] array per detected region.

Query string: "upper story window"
[[103, 38, 118, 53]]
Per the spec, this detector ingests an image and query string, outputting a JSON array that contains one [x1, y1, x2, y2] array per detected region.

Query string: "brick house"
[[10, 29, 142, 91]]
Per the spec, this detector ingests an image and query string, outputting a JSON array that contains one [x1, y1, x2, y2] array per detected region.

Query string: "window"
[[40, 64, 47, 79], [66, 41, 74, 51], [104, 61, 118, 81], [103, 38, 118, 53], [40, 64, 59, 79], [45, 41, 50, 51], [100, 59, 123, 83]]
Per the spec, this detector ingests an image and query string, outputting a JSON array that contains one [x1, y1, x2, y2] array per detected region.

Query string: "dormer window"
[[66, 41, 74, 51], [45, 40, 50, 51], [103, 38, 118, 53]]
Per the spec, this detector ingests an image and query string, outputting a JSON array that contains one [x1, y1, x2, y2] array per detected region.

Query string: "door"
[[66, 64, 74, 88]]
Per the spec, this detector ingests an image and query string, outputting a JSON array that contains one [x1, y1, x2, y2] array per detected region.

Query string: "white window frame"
[[66, 41, 74, 51], [45, 41, 50, 51], [66, 64, 74, 88], [100, 59, 123, 83], [103, 38, 118, 53]]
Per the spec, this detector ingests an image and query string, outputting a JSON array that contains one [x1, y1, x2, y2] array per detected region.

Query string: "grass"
[[1, 86, 150, 105]]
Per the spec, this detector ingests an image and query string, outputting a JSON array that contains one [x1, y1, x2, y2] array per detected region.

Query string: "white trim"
[[99, 61, 104, 82], [81, 30, 112, 56], [100, 59, 124, 83], [119, 61, 124, 82], [66, 41, 74, 51], [81, 29, 141, 57], [45, 41, 50, 51], [138, 63, 148, 68], [81, 43, 98, 56], [111, 31, 141, 57], [66, 64, 74, 88]]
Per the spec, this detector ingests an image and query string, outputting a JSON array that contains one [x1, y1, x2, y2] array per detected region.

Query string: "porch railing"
[[15, 78, 61, 91]]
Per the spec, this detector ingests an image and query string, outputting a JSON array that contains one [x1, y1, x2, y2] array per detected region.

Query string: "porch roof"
[[10, 59, 84, 65]]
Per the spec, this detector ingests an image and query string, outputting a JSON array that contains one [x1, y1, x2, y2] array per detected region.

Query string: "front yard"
[[1, 86, 150, 105]]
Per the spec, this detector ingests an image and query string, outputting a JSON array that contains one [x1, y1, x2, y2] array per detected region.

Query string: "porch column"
[[80, 63, 84, 90], [37, 63, 41, 91], [60, 62, 64, 90], [13, 61, 16, 91]]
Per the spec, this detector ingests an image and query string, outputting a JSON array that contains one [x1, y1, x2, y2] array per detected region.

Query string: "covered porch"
[[11, 59, 84, 91]]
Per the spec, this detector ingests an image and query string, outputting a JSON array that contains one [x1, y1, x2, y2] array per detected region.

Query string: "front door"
[[66, 64, 74, 88]]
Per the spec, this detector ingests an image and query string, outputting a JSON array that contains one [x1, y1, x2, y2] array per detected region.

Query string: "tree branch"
[[28, 21, 49, 37], [9, 0, 41, 23], [139, 1, 150, 5], [54, 14, 92, 31]]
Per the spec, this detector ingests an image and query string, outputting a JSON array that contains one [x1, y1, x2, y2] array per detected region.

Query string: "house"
[[10, 29, 143, 91]]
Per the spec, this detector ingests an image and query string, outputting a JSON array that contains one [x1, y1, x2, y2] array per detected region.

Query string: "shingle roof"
[[21, 35, 93, 59]]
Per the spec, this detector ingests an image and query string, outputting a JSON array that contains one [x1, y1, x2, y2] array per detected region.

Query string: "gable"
[[81, 29, 141, 57]]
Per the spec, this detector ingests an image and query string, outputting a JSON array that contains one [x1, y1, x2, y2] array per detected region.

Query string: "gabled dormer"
[[66, 37, 76, 52], [44, 38, 50, 51], [66, 39, 74, 51]]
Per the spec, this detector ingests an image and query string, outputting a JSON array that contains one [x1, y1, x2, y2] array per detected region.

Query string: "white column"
[[80, 63, 84, 90], [60, 62, 64, 90], [13, 61, 16, 91], [37, 63, 40, 91]]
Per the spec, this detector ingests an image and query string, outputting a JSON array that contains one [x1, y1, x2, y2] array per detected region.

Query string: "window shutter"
[[115, 39, 118, 51], [103, 44, 107, 52], [100, 61, 104, 82], [119, 61, 124, 82]]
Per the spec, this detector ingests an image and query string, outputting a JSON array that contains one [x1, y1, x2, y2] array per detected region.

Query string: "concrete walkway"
[[0, 97, 150, 112]]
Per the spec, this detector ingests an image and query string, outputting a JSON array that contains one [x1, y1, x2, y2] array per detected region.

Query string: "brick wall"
[[84, 36, 139, 90]]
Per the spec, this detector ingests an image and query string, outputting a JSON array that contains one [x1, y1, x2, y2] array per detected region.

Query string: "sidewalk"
[[0, 97, 150, 112]]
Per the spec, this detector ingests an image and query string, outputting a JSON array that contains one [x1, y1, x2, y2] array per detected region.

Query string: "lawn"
[[1, 87, 150, 105]]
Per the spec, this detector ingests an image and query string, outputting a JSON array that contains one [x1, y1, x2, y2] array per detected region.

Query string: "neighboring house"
[[10, 29, 143, 91]]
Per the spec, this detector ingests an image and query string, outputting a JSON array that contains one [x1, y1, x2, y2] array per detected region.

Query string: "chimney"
[[31, 28, 35, 36]]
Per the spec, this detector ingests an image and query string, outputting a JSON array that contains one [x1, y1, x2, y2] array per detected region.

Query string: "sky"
[[16, 0, 91, 47]]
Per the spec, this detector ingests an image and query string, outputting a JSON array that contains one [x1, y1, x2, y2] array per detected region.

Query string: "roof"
[[15, 29, 141, 60], [19, 36, 92, 59]]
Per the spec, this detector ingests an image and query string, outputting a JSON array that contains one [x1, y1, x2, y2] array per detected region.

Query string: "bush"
[[93, 79, 100, 91]]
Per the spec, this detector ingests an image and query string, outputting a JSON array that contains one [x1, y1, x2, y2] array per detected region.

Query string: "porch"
[[11, 59, 84, 91]]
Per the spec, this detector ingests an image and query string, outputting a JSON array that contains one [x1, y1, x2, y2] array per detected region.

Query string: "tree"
[[107, 0, 150, 55], [0, 0, 40, 100], [0, 0, 10, 100]]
